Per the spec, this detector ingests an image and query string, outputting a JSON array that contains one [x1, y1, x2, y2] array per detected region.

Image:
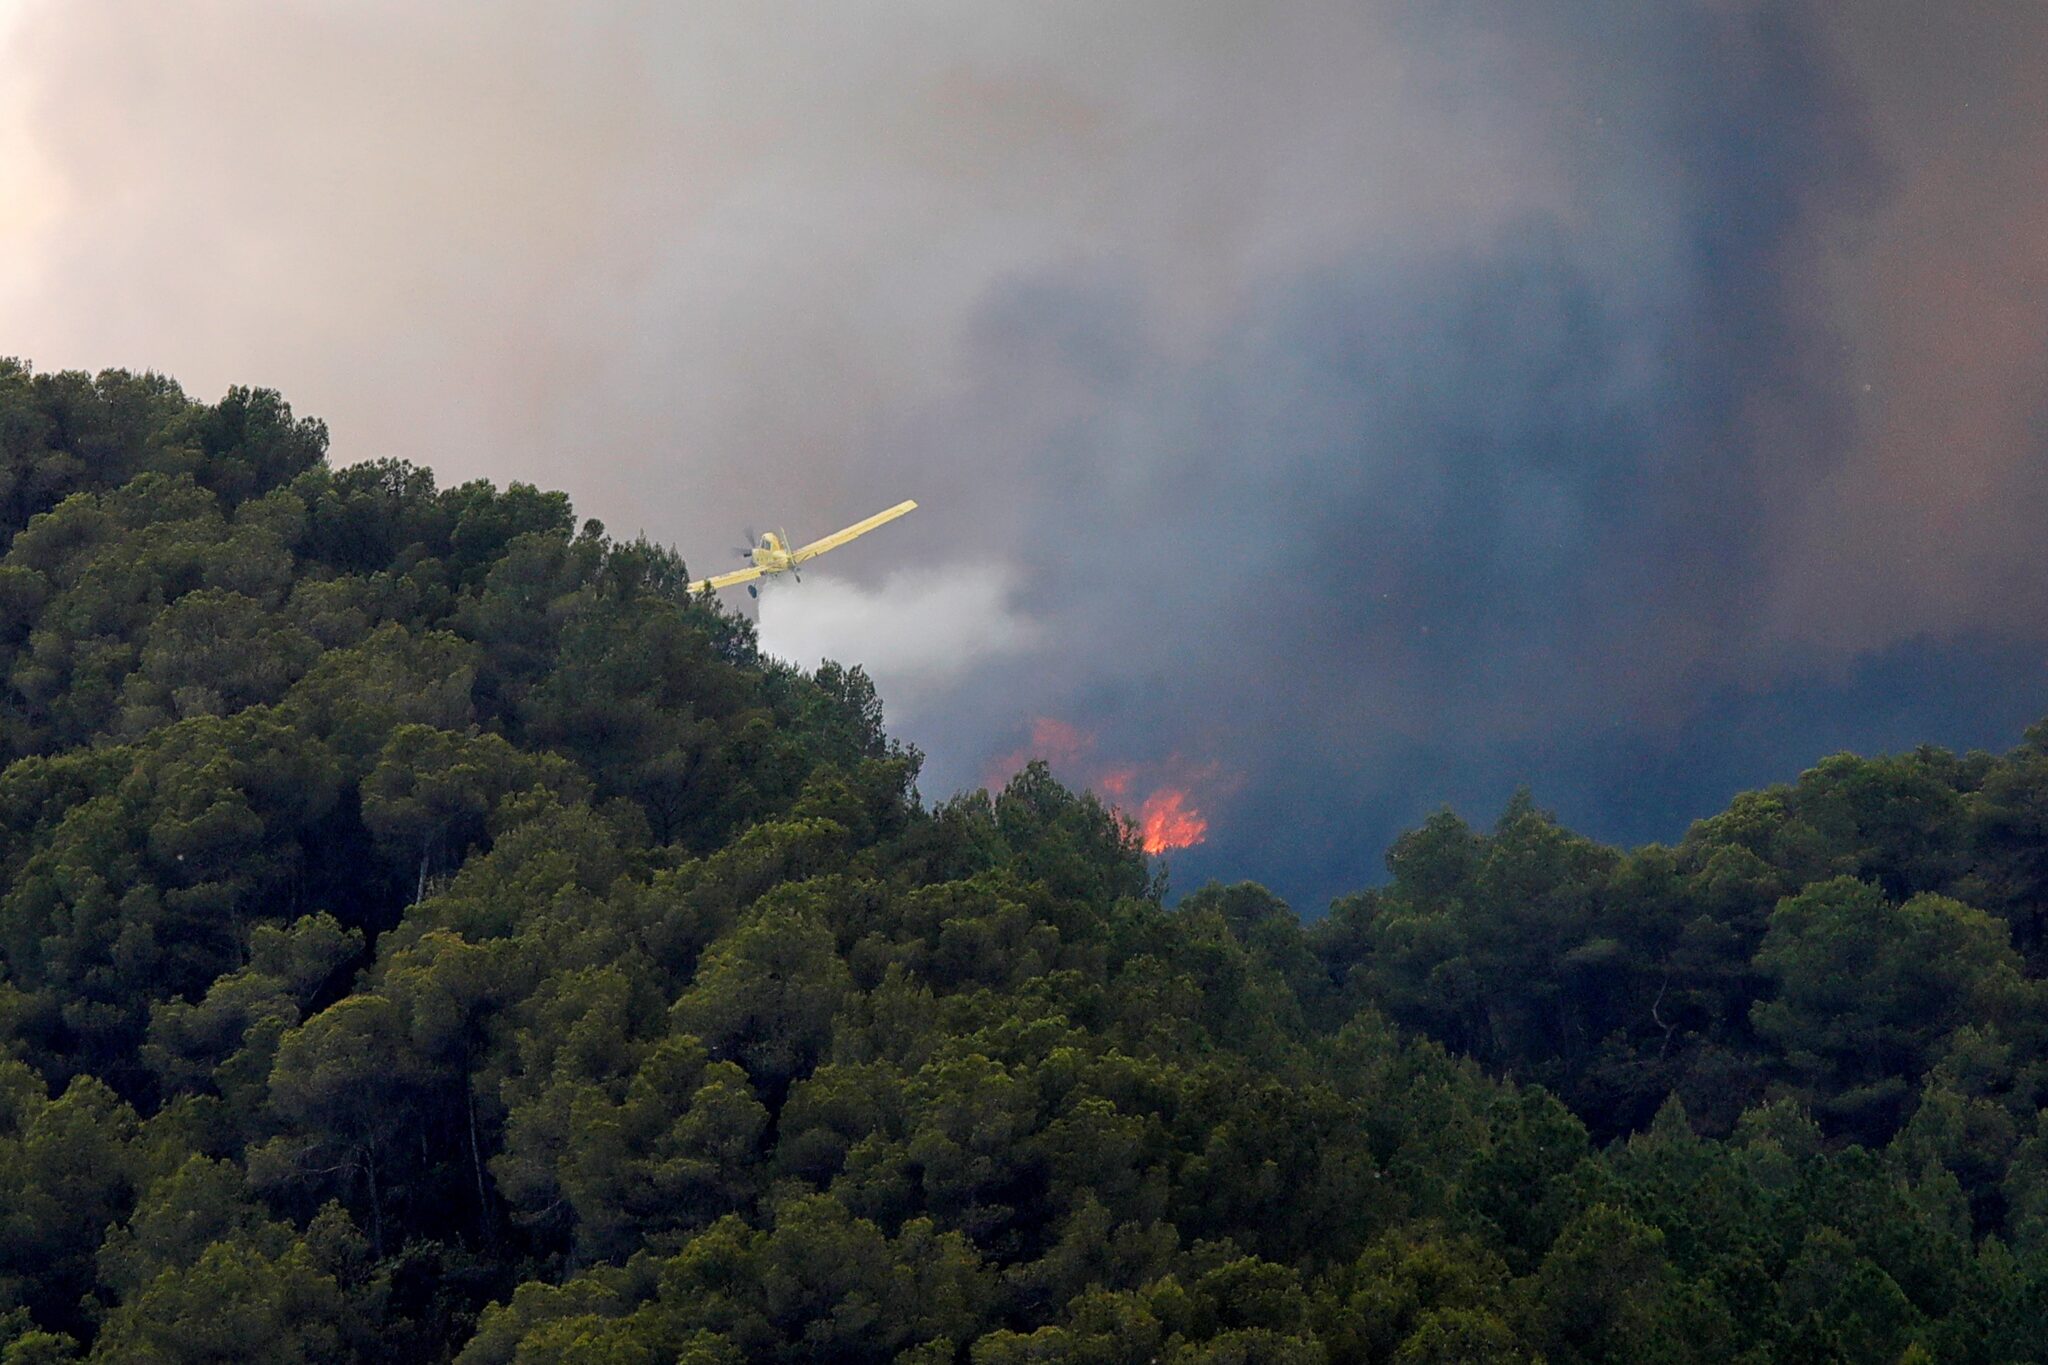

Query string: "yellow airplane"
[[688, 499, 918, 597]]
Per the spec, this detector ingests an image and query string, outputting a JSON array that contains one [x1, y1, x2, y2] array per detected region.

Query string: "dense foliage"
[[4, 359, 2048, 1362]]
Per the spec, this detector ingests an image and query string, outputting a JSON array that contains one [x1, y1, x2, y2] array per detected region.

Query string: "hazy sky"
[[5, 2, 2046, 909]]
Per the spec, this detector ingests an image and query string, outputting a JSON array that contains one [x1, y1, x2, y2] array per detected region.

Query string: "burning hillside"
[[986, 716, 1223, 854]]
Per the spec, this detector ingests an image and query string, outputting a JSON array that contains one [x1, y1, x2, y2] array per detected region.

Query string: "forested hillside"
[[4, 360, 2048, 1362]]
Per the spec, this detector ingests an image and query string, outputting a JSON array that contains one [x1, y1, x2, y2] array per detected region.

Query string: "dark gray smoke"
[[5, 1, 2046, 909]]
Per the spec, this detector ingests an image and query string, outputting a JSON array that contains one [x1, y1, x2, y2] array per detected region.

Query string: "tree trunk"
[[468, 1082, 493, 1239], [365, 1143, 385, 1256]]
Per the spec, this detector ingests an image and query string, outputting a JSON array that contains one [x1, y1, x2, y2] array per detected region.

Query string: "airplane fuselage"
[[749, 531, 794, 575]]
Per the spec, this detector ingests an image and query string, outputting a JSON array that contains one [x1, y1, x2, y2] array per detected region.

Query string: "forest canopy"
[[3, 359, 2048, 1362]]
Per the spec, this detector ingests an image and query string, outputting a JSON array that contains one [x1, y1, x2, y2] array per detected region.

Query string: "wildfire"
[[987, 716, 1224, 856], [1137, 788, 1207, 854]]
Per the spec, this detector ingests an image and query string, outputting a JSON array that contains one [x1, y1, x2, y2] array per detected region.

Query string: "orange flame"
[[985, 716, 1222, 857], [1137, 788, 1208, 854]]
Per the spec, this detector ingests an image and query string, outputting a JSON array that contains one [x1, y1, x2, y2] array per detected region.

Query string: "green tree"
[[253, 996, 424, 1250], [1752, 878, 2038, 1141], [89, 1239, 353, 1364], [670, 902, 852, 1095]]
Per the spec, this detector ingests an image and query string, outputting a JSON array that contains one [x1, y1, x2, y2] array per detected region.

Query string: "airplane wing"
[[688, 565, 767, 594], [791, 499, 918, 565]]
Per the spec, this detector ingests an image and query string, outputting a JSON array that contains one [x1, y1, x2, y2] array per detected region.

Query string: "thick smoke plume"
[[4, 1, 2045, 908]]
